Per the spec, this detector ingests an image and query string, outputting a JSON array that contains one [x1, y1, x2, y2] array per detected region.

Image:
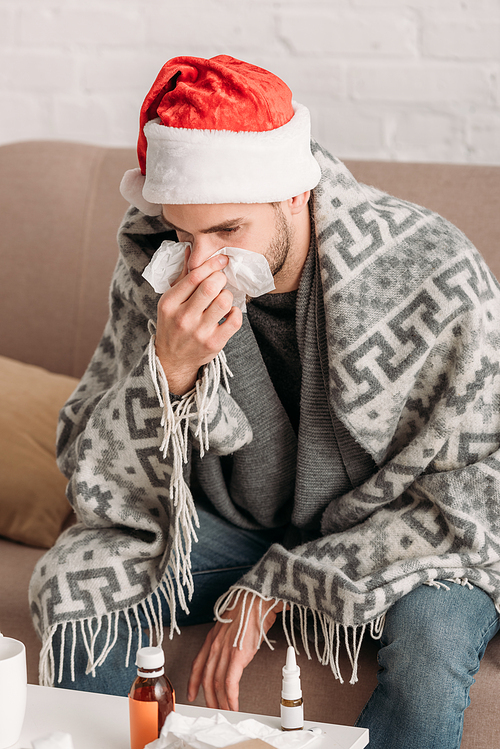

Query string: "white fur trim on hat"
[[120, 101, 321, 210], [120, 168, 162, 216]]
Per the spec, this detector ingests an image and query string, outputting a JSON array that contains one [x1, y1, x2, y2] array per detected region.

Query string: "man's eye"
[[222, 227, 239, 234]]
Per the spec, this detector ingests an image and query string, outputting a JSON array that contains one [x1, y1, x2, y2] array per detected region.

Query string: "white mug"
[[0, 635, 27, 748]]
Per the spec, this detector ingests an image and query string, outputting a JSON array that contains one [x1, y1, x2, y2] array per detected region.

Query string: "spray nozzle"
[[281, 646, 302, 699], [283, 646, 299, 674]]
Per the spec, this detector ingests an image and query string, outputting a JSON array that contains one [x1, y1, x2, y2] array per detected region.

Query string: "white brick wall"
[[1, 0, 499, 164]]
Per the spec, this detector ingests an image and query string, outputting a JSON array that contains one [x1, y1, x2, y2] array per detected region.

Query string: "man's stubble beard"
[[244, 205, 296, 305], [265, 203, 295, 280]]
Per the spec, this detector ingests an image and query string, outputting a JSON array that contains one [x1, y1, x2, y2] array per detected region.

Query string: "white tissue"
[[32, 732, 74, 749], [145, 711, 320, 749], [142, 240, 275, 312], [142, 241, 190, 293]]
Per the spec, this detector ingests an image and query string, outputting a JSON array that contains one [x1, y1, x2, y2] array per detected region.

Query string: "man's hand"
[[155, 249, 242, 395], [187, 596, 283, 711]]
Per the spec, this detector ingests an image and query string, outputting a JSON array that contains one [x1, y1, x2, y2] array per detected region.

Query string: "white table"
[[13, 684, 368, 749]]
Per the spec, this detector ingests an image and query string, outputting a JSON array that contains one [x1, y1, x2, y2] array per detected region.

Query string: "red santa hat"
[[120, 55, 321, 215]]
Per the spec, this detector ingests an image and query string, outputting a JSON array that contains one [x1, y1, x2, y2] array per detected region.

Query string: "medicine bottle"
[[129, 646, 175, 749], [280, 646, 304, 731]]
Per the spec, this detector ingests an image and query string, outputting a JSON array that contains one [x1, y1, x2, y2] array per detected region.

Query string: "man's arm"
[[56, 247, 247, 520]]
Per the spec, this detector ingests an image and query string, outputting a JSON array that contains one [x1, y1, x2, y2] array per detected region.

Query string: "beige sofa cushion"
[[0, 356, 78, 548]]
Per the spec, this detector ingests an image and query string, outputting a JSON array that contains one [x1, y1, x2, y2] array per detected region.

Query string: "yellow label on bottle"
[[129, 697, 159, 749]]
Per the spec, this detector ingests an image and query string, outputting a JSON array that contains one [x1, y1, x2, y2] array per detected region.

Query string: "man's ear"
[[288, 190, 310, 215]]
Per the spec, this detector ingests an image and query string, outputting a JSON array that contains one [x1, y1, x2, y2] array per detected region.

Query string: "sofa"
[[1, 139, 500, 746]]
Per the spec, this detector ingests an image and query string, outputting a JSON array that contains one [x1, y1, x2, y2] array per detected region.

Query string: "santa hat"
[[120, 55, 321, 215]]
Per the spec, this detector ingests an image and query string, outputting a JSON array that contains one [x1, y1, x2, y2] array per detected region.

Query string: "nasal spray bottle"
[[280, 646, 304, 731]]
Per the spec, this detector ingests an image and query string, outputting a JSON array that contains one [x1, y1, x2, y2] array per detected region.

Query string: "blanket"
[[29, 142, 500, 686]]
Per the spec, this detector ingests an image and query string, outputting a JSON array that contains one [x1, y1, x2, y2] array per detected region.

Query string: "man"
[[30, 55, 500, 749]]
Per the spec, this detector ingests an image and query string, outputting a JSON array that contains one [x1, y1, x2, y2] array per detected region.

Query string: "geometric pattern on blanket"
[[29, 139, 500, 687]]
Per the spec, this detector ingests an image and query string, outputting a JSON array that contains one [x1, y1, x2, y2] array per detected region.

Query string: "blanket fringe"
[[213, 587, 386, 686], [38, 340, 234, 687], [424, 577, 475, 592], [147, 329, 232, 615], [39, 572, 186, 686], [445, 577, 474, 590]]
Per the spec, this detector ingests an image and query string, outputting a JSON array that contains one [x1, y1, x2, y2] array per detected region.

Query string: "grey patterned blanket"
[[30, 142, 500, 686]]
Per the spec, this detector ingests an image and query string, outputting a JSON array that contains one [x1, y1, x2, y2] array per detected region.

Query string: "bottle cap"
[[136, 646, 165, 677], [281, 646, 302, 700]]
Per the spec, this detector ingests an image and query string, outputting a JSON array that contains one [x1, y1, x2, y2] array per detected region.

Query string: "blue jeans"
[[53, 507, 283, 695], [355, 580, 500, 749]]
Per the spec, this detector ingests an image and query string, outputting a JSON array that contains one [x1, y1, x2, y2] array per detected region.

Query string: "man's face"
[[161, 201, 295, 285]]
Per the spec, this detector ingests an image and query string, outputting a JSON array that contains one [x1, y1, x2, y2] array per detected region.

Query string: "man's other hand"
[[187, 595, 282, 711]]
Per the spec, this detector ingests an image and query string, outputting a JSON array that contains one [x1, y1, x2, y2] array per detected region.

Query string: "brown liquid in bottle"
[[129, 647, 175, 749]]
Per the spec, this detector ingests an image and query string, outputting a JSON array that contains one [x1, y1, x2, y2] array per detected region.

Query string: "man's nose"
[[187, 237, 218, 271]]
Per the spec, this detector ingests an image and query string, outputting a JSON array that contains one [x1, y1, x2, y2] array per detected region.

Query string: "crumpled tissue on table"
[[142, 241, 275, 312], [145, 711, 321, 749], [31, 732, 74, 749]]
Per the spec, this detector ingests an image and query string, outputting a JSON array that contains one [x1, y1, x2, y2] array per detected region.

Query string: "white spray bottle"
[[280, 645, 304, 731]]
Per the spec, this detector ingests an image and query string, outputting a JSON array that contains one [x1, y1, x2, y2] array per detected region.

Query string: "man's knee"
[[377, 582, 499, 706], [383, 582, 499, 657]]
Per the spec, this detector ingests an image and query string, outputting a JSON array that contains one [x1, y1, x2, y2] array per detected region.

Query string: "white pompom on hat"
[[120, 55, 321, 214]]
